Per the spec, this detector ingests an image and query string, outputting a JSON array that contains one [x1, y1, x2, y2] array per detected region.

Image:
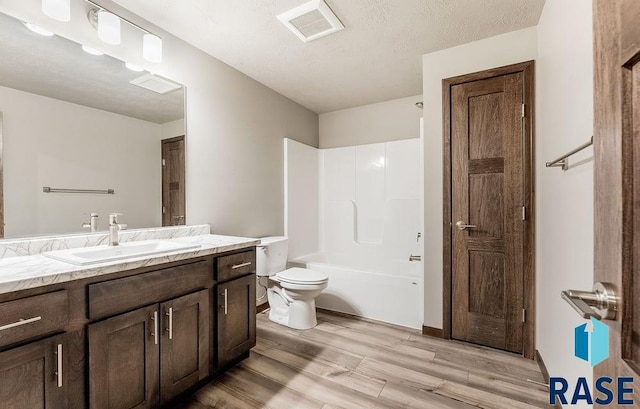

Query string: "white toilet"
[[257, 237, 328, 330]]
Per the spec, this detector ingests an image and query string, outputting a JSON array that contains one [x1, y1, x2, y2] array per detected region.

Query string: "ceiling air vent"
[[278, 0, 344, 43], [129, 73, 182, 95]]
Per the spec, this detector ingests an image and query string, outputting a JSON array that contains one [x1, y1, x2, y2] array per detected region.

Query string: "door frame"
[[442, 60, 535, 359]]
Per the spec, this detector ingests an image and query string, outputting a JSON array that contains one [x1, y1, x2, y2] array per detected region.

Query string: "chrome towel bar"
[[546, 136, 593, 171], [43, 187, 115, 194]]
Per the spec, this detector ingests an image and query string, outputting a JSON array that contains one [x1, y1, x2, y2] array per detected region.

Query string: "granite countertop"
[[0, 234, 259, 295]]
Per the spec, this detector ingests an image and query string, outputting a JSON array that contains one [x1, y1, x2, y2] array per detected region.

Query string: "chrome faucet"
[[82, 212, 99, 232], [108, 213, 122, 246]]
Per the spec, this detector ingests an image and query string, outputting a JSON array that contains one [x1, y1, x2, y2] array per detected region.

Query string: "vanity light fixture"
[[42, 0, 71, 22], [84, 1, 163, 63], [81, 45, 104, 55], [125, 62, 144, 72], [23, 22, 55, 37], [97, 10, 121, 45]]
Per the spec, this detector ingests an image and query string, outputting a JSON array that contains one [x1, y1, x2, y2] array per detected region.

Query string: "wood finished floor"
[[173, 310, 548, 409]]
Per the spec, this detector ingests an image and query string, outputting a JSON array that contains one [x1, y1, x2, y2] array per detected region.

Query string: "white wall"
[[319, 94, 423, 149], [536, 0, 594, 396], [284, 138, 319, 260], [0, 85, 162, 237], [161, 118, 185, 140], [0, 0, 318, 239], [422, 27, 538, 329]]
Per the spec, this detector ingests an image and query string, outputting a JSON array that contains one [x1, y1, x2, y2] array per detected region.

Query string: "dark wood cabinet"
[[160, 290, 210, 404], [217, 273, 256, 369], [88, 290, 211, 409], [0, 246, 256, 409], [0, 334, 66, 408], [88, 304, 159, 409]]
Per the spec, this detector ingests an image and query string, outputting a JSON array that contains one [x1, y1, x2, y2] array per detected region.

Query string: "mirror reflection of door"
[[162, 136, 186, 226]]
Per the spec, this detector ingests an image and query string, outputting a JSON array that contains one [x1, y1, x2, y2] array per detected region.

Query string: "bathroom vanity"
[[0, 232, 257, 409]]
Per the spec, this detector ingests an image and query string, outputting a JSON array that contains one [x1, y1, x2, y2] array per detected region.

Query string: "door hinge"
[[522, 206, 526, 221], [162, 206, 166, 214], [522, 308, 526, 323], [162, 159, 165, 166], [521, 104, 526, 118]]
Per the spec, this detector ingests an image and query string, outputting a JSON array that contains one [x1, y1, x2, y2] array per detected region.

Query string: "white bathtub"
[[289, 252, 423, 329]]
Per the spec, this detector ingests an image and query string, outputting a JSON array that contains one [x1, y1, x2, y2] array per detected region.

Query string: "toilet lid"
[[276, 268, 328, 285]]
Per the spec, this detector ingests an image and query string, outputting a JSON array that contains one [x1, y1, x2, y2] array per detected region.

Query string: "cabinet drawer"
[[0, 290, 68, 348], [216, 250, 255, 282], [89, 260, 210, 321]]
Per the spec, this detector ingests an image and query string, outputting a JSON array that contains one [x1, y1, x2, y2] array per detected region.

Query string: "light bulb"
[[42, 0, 70, 22], [143, 34, 162, 63], [98, 10, 121, 45]]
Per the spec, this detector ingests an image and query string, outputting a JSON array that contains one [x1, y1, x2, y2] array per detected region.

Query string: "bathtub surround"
[[286, 138, 423, 329], [422, 27, 538, 330], [0, 1, 319, 240], [284, 139, 320, 261]]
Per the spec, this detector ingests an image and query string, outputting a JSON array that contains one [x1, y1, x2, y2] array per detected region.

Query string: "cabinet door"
[[88, 305, 159, 409], [160, 289, 210, 404], [0, 334, 66, 408], [217, 274, 256, 369]]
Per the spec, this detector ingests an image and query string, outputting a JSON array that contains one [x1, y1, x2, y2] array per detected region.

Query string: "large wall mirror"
[[0, 10, 186, 239]]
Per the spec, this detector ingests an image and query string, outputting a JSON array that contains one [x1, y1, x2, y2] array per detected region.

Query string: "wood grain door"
[[162, 136, 185, 227], [0, 334, 66, 408], [88, 305, 159, 409], [160, 289, 210, 404], [449, 71, 527, 354], [593, 0, 640, 403], [217, 274, 256, 370]]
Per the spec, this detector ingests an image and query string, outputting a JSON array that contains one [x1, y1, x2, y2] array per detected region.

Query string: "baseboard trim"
[[256, 303, 269, 314], [535, 350, 559, 408], [422, 325, 444, 338]]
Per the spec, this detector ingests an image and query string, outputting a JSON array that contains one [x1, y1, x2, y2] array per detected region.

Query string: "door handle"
[[151, 310, 158, 345], [165, 307, 173, 340], [561, 282, 618, 320], [409, 255, 421, 262], [221, 288, 228, 315], [55, 343, 63, 388], [456, 221, 477, 230]]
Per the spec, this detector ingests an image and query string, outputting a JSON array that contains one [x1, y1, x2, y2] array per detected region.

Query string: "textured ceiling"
[[113, 0, 545, 113], [0, 11, 184, 124]]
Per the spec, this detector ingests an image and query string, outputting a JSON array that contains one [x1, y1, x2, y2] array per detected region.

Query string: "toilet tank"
[[256, 236, 288, 277]]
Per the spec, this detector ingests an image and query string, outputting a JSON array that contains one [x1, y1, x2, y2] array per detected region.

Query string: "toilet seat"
[[275, 267, 328, 285]]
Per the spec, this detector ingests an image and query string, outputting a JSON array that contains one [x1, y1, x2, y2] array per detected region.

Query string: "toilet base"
[[266, 286, 322, 330], [268, 298, 318, 330]]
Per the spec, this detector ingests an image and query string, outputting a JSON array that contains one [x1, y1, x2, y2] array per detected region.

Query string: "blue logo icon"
[[574, 317, 609, 367]]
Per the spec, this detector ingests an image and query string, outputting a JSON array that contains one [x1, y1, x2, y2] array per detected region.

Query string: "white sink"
[[43, 239, 201, 266]]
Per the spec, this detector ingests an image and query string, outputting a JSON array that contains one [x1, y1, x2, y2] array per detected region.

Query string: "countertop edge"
[[0, 235, 260, 295]]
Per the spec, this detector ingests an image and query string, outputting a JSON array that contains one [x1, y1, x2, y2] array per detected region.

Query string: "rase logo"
[[549, 318, 635, 406], [574, 317, 609, 367]]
